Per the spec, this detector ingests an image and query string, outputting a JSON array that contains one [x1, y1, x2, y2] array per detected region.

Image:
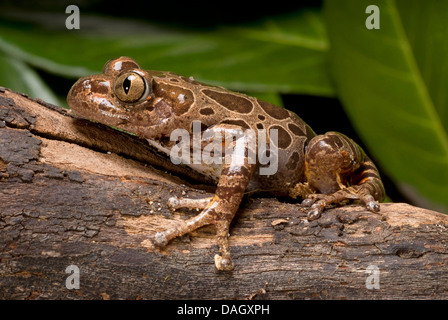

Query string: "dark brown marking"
[[287, 123, 306, 137], [99, 103, 113, 112], [257, 99, 290, 120], [153, 83, 194, 116], [354, 165, 379, 179], [90, 80, 109, 95], [286, 151, 300, 170], [190, 121, 209, 132], [170, 78, 180, 83], [258, 114, 266, 121], [200, 107, 215, 116], [144, 101, 154, 112], [270, 125, 292, 149], [256, 123, 264, 130], [203, 89, 253, 114], [121, 61, 139, 71], [220, 119, 250, 129]]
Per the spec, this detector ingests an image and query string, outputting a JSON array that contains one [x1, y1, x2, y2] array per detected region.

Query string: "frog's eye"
[[114, 72, 150, 103]]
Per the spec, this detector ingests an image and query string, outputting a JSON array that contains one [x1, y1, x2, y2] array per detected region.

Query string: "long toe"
[[214, 254, 234, 271], [366, 200, 380, 212], [301, 198, 315, 207]]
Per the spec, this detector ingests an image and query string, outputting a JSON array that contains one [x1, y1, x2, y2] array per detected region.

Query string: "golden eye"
[[114, 72, 149, 103]]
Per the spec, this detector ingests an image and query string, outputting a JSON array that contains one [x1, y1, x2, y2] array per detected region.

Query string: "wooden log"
[[1, 87, 447, 300]]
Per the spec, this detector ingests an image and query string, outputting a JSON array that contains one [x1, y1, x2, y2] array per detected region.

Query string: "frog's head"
[[67, 56, 172, 136]]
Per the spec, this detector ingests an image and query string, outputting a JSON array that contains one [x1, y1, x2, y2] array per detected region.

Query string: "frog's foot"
[[301, 185, 381, 221], [152, 196, 238, 271], [167, 197, 234, 270], [163, 197, 234, 271]]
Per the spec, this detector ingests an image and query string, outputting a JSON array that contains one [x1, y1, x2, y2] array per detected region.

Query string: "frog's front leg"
[[152, 125, 256, 271], [293, 131, 385, 220]]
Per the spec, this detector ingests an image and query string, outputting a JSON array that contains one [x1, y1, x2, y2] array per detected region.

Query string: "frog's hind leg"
[[300, 132, 385, 220]]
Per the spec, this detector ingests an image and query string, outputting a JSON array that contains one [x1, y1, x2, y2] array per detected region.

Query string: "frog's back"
[[151, 72, 316, 195]]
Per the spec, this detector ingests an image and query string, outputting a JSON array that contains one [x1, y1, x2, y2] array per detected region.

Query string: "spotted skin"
[[67, 57, 385, 271]]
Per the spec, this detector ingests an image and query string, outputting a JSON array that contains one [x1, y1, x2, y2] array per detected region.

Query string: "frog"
[[67, 57, 385, 271]]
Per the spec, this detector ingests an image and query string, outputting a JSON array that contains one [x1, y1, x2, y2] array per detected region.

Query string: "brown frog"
[[67, 57, 385, 270]]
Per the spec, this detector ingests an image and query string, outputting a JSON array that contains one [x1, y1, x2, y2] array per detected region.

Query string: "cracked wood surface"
[[1, 87, 448, 300]]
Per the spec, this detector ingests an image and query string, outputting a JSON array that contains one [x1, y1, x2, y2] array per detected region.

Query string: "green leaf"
[[325, 0, 448, 212], [0, 52, 60, 105], [0, 9, 333, 96]]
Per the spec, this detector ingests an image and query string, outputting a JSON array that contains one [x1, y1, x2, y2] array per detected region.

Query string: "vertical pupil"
[[123, 77, 132, 94]]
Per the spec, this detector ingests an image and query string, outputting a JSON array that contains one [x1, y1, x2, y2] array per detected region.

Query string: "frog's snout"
[[67, 75, 128, 125]]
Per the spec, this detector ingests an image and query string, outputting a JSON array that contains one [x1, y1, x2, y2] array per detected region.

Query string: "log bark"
[[1, 87, 448, 300]]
